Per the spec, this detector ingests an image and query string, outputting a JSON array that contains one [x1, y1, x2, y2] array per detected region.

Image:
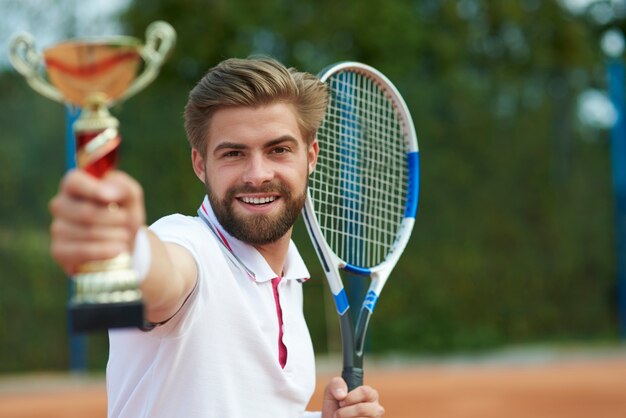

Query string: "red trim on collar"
[[201, 202, 233, 252]]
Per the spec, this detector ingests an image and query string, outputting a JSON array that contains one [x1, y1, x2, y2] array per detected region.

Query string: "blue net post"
[[65, 105, 88, 371], [608, 59, 626, 339]]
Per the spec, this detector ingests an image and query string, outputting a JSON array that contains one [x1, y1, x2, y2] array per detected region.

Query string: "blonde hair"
[[184, 57, 328, 155]]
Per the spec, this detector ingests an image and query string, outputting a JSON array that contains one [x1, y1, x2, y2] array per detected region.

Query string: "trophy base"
[[69, 300, 144, 333]]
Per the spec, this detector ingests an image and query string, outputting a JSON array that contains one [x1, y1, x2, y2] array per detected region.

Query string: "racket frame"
[[303, 61, 419, 390]]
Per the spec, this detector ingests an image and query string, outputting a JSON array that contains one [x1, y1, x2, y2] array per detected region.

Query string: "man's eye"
[[223, 150, 241, 157], [272, 146, 290, 154]]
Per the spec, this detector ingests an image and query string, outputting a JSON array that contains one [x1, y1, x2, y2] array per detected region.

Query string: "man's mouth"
[[238, 196, 278, 205]]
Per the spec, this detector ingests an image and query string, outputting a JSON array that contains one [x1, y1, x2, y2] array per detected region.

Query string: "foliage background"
[[0, 0, 623, 372]]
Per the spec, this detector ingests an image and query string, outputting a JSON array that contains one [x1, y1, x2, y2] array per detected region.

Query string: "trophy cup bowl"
[[9, 21, 176, 332], [44, 39, 142, 107]]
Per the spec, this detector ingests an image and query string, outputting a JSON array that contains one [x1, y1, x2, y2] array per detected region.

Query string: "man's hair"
[[184, 57, 328, 155]]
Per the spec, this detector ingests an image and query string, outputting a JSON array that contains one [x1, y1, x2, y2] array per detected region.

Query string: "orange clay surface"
[[1, 351, 625, 418]]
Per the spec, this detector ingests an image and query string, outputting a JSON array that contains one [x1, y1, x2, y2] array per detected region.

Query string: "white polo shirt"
[[106, 197, 320, 418]]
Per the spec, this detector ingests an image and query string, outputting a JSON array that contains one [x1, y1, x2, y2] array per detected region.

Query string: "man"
[[49, 57, 385, 417]]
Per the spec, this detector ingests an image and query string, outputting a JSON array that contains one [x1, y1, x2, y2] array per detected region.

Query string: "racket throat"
[[354, 307, 373, 357], [339, 309, 368, 391]]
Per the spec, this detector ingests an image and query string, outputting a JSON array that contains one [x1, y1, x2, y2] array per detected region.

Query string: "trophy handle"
[[9, 33, 65, 104], [119, 21, 176, 104]]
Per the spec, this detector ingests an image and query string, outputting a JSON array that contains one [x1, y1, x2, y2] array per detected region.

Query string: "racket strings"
[[310, 71, 409, 268]]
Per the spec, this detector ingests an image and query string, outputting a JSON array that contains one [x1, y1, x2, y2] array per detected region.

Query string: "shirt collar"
[[198, 196, 309, 283]]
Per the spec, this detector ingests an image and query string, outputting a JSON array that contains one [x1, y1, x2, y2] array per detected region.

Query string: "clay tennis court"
[[1, 350, 625, 417]]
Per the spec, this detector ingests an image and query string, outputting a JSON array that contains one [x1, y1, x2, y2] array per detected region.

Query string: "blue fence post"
[[608, 59, 626, 339], [65, 105, 88, 372]]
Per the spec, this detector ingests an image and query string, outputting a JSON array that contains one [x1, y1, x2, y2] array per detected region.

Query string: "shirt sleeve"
[[150, 214, 214, 258], [300, 412, 321, 418]]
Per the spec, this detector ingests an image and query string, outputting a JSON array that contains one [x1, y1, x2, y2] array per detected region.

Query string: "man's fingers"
[[340, 385, 379, 406], [51, 240, 128, 274], [98, 171, 144, 206], [50, 195, 129, 226], [98, 171, 146, 229], [50, 219, 132, 243], [324, 377, 348, 401], [49, 219, 131, 267], [50, 170, 145, 229], [58, 169, 143, 208], [321, 377, 348, 418], [334, 385, 384, 417], [60, 170, 110, 201], [49, 170, 146, 273], [334, 402, 385, 418]]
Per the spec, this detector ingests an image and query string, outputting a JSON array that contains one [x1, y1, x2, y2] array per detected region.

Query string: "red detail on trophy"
[[75, 129, 121, 178]]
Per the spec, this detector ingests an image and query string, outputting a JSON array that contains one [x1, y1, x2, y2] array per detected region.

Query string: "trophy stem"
[[74, 95, 121, 177]]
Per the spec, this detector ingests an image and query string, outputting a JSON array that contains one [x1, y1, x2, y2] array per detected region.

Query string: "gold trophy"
[[9, 22, 176, 332]]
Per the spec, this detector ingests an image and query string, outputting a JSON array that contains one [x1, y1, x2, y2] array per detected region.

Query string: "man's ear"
[[308, 138, 319, 175], [191, 148, 207, 184]]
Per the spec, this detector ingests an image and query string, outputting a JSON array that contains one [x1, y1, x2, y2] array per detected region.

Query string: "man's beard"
[[206, 179, 306, 246]]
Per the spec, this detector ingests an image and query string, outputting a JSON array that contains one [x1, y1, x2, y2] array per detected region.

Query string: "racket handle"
[[342, 366, 363, 392]]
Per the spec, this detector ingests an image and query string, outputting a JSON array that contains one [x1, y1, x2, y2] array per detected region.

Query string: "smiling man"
[[49, 58, 384, 418]]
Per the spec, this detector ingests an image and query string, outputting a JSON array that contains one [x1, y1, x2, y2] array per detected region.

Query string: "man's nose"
[[242, 154, 273, 185]]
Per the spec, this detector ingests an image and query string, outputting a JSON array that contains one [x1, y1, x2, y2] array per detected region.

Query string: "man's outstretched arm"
[[49, 169, 197, 324]]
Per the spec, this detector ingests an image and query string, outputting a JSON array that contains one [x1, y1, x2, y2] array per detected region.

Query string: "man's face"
[[192, 102, 318, 246]]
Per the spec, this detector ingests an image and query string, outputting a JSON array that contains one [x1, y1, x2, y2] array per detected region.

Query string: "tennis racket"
[[303, 62, 419, 391]]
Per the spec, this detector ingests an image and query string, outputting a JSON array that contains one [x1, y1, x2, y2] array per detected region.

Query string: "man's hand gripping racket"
[[303, 62, 419, 391]]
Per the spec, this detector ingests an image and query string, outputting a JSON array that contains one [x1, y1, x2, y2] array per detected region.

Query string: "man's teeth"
[[241, 196, 277, 204]]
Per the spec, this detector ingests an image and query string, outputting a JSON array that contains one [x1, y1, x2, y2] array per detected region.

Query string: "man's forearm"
[[137, 229, 198, 324]]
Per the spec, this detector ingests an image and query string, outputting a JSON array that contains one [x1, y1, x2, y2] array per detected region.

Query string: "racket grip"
[[342, 366, 363, 392]]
